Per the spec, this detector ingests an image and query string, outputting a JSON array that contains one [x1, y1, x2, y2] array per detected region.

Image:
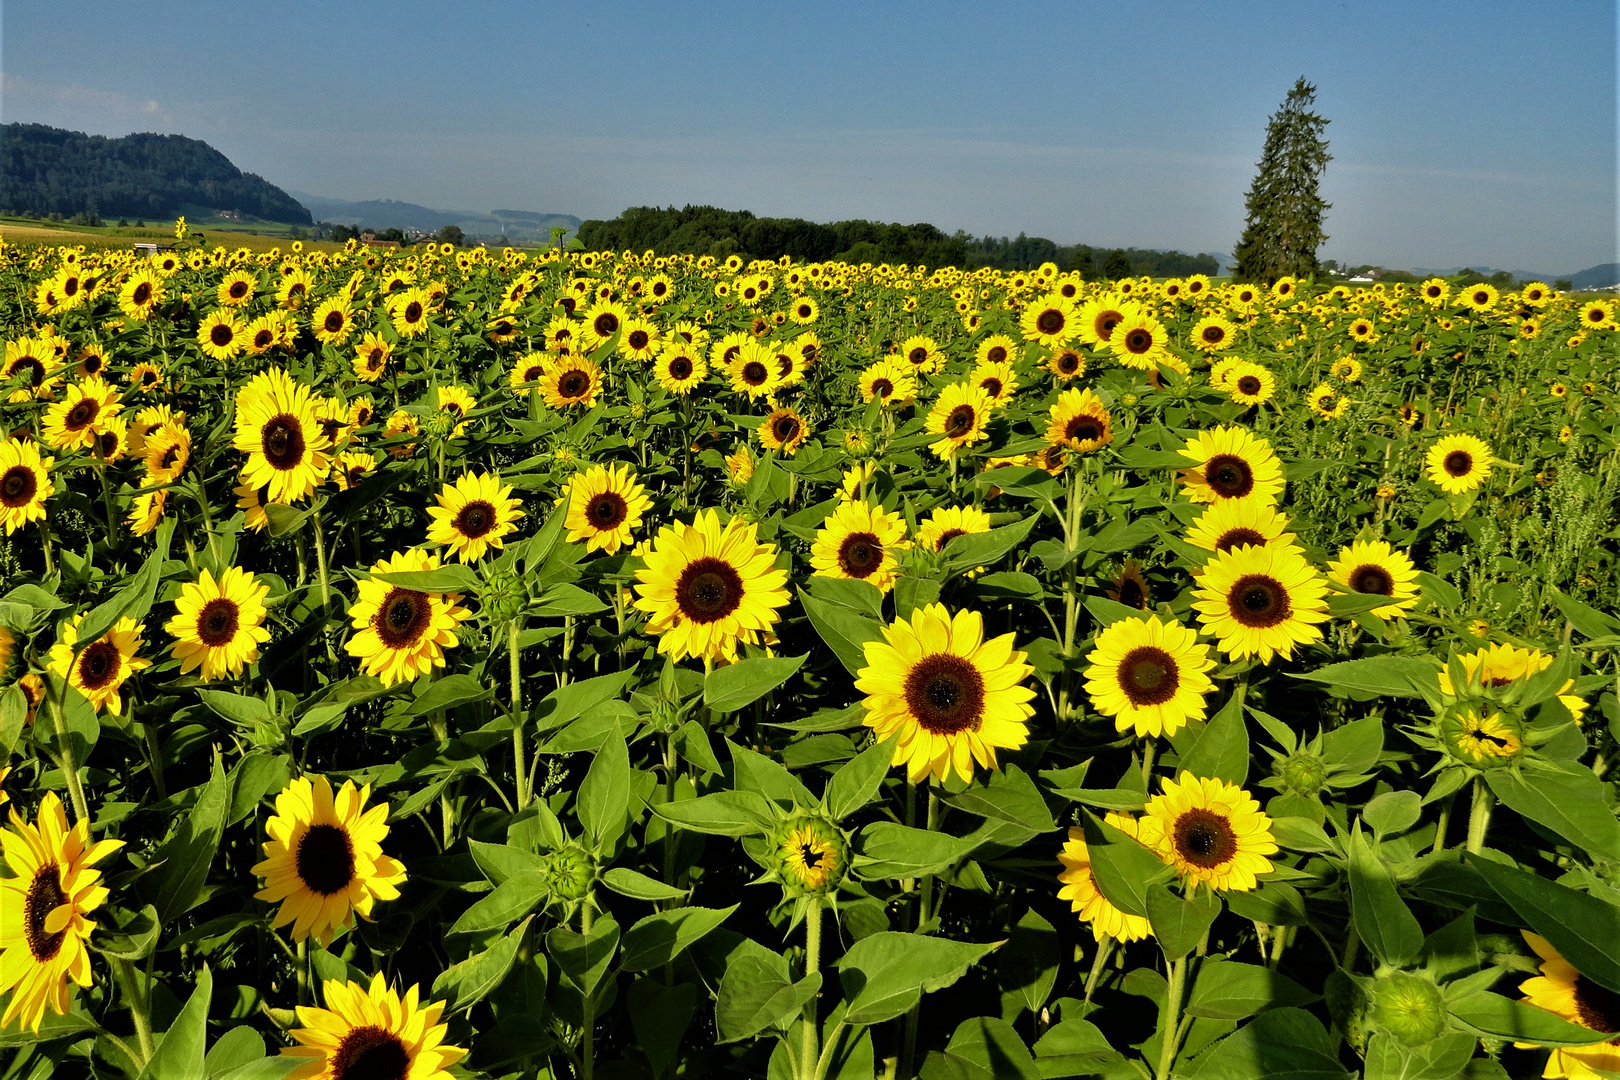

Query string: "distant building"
[[1348, 275, 1375, 283]]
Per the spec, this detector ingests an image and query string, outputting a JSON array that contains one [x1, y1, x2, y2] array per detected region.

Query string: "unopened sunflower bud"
[[1369, 971, 1448, 1047], [481, 568, 527, 623], [1440, 709, 1523, 769], [1277, 751, 1329, 797], [544, 844, 596, 901], [771, 815, 848, 897]]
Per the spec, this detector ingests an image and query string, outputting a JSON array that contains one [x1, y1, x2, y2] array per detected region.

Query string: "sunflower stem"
[[1141, 738, 1157, 787], [46, 679, 91, 825], [1465, 776, 1494, 854], [798, 899, 823, 1080], [510, 619, 529, 809], [581, 897, 596, 1080], [900, 790, 943, 1079], [111, 957, 155, 1065], [1155, 953, 1187, 1080], [37, 517, 55, 576], [1431, 790, 1456, 853], [1082, 936, 1114, 1006], [296, 938, 309, 1006]]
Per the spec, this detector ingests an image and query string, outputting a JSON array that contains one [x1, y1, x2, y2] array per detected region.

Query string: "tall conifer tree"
[[1233, 78, 1332, 284]]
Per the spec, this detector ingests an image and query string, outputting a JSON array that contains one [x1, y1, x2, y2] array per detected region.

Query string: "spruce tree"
[[1232, 78, 1332, 284]]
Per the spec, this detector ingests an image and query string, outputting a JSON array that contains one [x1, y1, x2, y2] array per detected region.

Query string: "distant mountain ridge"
[[0, 123, 310, 224], [292, 193, 579, 241], [1409, 264, 1619, 289]]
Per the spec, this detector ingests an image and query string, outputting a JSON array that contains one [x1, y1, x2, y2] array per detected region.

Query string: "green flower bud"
[[1277, 750, 1329, 796], [545, 844, 596, 901], [771, 814, 848, 897], [481, 567, 527, 623], [1439, 709, 1523, 769], [842, 429, 874, 459], [1369, 972, 1448, 1047]]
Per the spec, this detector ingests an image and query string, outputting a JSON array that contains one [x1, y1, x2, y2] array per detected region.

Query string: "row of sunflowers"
[[1, 227, 1618, 1080]]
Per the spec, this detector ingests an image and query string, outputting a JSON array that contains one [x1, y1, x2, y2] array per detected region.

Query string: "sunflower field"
[[1, 228, 1619, 1080]]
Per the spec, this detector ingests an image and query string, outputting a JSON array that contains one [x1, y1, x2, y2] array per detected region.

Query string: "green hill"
[[0, 123, 310, 225]]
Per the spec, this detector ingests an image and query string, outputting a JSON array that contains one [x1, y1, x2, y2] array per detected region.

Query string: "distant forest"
[[577, 205, 1221, 275], [0, 123, 311, 225]]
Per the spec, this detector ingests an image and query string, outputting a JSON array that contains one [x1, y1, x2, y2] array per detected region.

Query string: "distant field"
[[0, 219, 345, 252]]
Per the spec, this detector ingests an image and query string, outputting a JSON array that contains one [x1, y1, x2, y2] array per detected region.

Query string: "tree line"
[[0, 123, 311, 226], [577, 205, 1221, 275]]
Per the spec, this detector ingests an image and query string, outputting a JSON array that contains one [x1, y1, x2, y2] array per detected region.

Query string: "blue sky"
[[4, 1, 1616, 272]]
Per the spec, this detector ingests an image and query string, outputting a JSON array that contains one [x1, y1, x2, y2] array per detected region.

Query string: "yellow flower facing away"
[[856, 602, 1035, 785], [0, 791, 124, 1033], [1138, 772, 1277, 893], [345, 549, 472, 687]]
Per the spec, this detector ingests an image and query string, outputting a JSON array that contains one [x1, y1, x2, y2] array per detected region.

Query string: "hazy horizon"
[[3, 0, 1615, 273]]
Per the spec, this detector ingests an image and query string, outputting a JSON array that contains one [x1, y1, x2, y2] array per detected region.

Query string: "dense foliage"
[[1233, 79, 1333, 285], [1, 234, 1618, 1080], [0, 124, 311, 225]]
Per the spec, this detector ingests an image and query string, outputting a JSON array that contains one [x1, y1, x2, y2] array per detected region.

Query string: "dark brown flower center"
[[1236, 375, 1262, 395], [1443, 451, 1472, 477], [1173, 808, 1238, 868], [980, 377, 1003, 398], [934, 528, 966, 552], [196, 598, 240, 647], [587, 492, 628, 530], [261, 415, 306, 469], [404, 301, 423, 323], [374, 588, 431, 649], [254, 329, 275, 349], [82, 354, 103, 374], [324, 311, 345, 333], [132, 282, 153, 305], [741, 361, 769, 386], [1036, 309, 1065, 335], [295, 823, 356, 896], [1573, 975, 1620, 1033], [593, 312, 619, 337], [1115, 575, 1148, 610], [1204, 454, 1255, 498], [1215, 528, 1267, 553], [454, 500, 497, 539], [674, 556, 744, 623], [1118, 646, 1179, 706], [945, 405, 976, 436], [1, 465, 36, 507], [668, 357, 693, 380], [12, 357, 45, 386], [210, 323, 234, 347], [903, 653, 986, 735], [985, 345, 1007, 364], [1065, 414, 1106, 444], [558, 370, 590, 399], [1227, 574, 1292, 628], [627, 329, 649, 350], [77, 640, 122, 690], [1349, 564, 1394, 596], [1094, 310, 1122, 340], [872, 378, 894, 398], [1057, 352, 1080, 373], [1123, 328, 1153, 353], [24, 866, 69, 961], [908, 346, 929, 365], [229, 280, 249, 299], [837, 532, 883, 578], [772, 416, 801, 444], [65, 399, 99, 431]]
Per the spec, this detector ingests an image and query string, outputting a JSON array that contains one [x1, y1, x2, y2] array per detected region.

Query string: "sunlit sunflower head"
[[544, 314, 580, 354], [1138, 772, 1277, 893], [1226, 362, 1276, 406], [916, 504, 991, 556], [1515, 931, 1620, 1076], [1106, 311, 1172, 370], [539, 355, 604, 411], [0, 439, 54, 535], [46, 614, 151, 716], [1184, 497, 1294, 555], [163, 567, 271, 681], [1306, 382, 1349, 420], [1578, 299, 1617, 330], [72, 345, 107, 380], [1045, 346, 1087, 381], [926, 382, 995, 460], [858, 358, 916, 406], [1418, 278, 1449, 306], [1056, 818, 1154, 943], [218, 269, 256, 307], [508, 352, 548, 396], [250, 776, 408, 947], [118, 268, 164, 320], [855, 602, 1035, 785], [280, 972, 466, 1080], [1425, 433, 1494, 495], [632, 508, 792, 664], [727, 340, 781, 400], [654, 343, 707, 394], [231, 368, 332, 504], [1084, 614, 1215, 739], [1021, 293, 1078, 347], [127, 361, 165, 394], [196, 309, 246, 362], [1325, 540, 1420, 619], [344, 549, 472, 687], [434, 385, 476, 438], [564, 463, 650, 555], [1192, 542, 1329, 662], [1437, 643, 1586, 721], [1329, 356, 1362, 382], [1348, 318, 1378, 343], [141, 424, 191, 484], [1458, 282, 1499, 313], [975, 334, 1018, 368], [896, 334, 943, 374], [0, 791, 124, 1033], [42, 377, 121, 452], [388, 287, 432, 338], [758, 406, 810, 457], [809, 499, 910, 594], [1177, 426, 1286, 505], [1043, 387, 1113, 453], [580, 298, 629, 349], [971, 360, 1019, 406], [426, 471, 524, 562]]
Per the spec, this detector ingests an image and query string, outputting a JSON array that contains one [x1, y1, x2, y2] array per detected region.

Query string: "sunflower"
[[1056, 817, 1154, 943], [1226, 362, 1276, 406], [1329, 356, 1362, 381], [916, 504, 991, 554], [897, 335, 943, 374], [616, 316, 659, 362], [0, 440, 53, 535], [345, 549, 472, 687], [1307, 383, 1349, 420], [1578, 299, 1616, 330], [971, 361, 1019, 406], [311, 297, 355, 346], [1442, 711, 1524, 766], [196, 309, 246, 362], [128, 362, 164, 393], [141, 424, 191, 483], [118, 268, 164, 320], [538, 355, 604, 411], [1021, 293, 1078, 347], [232, 368, 332, 504], [277, 269, 313, 310], [1418, 278, 1449, 306], [1083, 615, 1215, 738], [382, 411, 418, 458], [1176, 426, 1286, 505], [279, 973, 466, 1080], [1458, 283, 1499, 313], [0, 791, 124, 1033], [856, 603, 1035, 785], [727, 341, 780, 400], [1138, 772, 1276, 893], [1046, 347, 1087, 381], [1076, 296, 1137, 347], [654, 344, 707, 394], [564, 464, 650, 555], [543, 315, 580, 354], [975, 334, 1018, 367], [1515, 932, 1620, 1077], [251, 776, 407, 947], [435, 385, 476, 438], [1189, 314, 1236, 353], [1184, 497, 1294, 555], [127, 489, 167, 536], [632, 508, 791, 664], [1107, 560, 1152, 610], [758, 406, 810, 456], [724, 444, 754, 486], [1325, 541, 1420, 619], [164, 567, 272, 680], [389, 288, 432, 337], [1437, 643, 1585, 720], [47, 614, 150, 716], [579, 298, 629, 349], [1348, 318, 1379, 344], [858, 359, 916, 406], [42, 377, 121, 452], [73, 345, 107, 380], [218, 269, 256, 307], [426, 472, 523, 563], [810, 499, 910, 594], [1043, 388, 1113, 453], [1425, 433, 1493, 495], [926, 383, 994, 460], [1192, 543, 1329, 662], [1107, 311, 1172, 370], [331, 451, 377, 492]]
